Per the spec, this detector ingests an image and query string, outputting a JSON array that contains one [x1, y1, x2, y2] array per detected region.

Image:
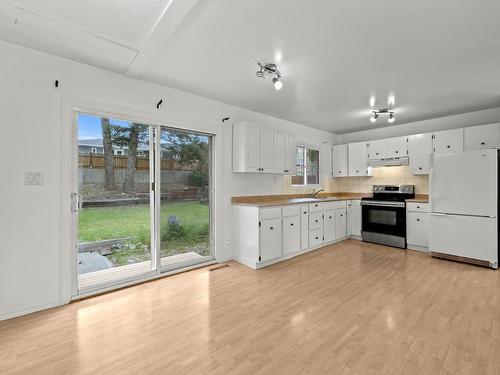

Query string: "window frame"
[[291, 144, 320, 187]]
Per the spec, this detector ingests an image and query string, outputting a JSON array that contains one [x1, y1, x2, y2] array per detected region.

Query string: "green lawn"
[[79, 201, 210, 265]]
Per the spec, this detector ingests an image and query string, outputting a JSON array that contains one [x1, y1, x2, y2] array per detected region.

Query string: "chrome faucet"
[[311, 187, 324, 197]]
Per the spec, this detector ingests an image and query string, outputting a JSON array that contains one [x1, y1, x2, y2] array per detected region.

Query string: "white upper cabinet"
[[408, 133, 433, 175], [233, 121, 295, 174], [464, 123, 500, 151], [332, 144, 348, 177], [432, 128, 464, 154], [348, 142, 372, 176], [367, 139, 387, 159], [233, 121, 260, 172], [273, 128, 286, 173], [260, 126, 275, 173], [386, 136, 408, 158], [284, 132, 297, 175]]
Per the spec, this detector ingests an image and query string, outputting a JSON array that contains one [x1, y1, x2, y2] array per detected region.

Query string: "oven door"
[[361, 201, 406, 244]]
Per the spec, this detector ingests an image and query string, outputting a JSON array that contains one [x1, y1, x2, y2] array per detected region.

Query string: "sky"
[[77, 113, 132, 140]]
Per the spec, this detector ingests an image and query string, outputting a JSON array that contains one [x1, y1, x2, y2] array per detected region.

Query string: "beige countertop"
[[232, 193, 370, 207], [232, 193, 429, 207]]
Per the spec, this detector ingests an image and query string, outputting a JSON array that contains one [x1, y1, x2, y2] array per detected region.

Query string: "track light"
[[256, 62, 283, 90], [273, 77, 283, 90], [370, 109, 395, 123]]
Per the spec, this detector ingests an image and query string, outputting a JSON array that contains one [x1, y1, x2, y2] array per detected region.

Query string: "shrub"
[[162, 215, 186, 241]]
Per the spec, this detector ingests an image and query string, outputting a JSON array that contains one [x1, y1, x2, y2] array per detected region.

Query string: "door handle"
[[429, 213, 446, 216]]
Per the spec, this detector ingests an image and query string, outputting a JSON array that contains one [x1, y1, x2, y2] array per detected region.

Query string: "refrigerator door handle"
[[429, 166, 434, 212], [429, 212, 446, 216]]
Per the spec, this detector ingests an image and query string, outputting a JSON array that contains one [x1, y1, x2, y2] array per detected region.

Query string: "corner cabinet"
[[408, 133, 433, 175], [232, 201, 348, 269], [233, 121, 296, 174], [332, 144, 348, 177]]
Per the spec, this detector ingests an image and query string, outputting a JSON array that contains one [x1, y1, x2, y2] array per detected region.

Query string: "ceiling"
[[1, 0, 500, 133]]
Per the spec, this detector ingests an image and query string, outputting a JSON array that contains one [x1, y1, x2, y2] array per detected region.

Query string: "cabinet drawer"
[[309, 229, 323, 248], [407, 202, 429, 212], [309, 212, 323, 230], [323, 200, 346, 211], [259, 206, 282, 220], [282, 205, 300, 217], [309, 202, 323, 212]]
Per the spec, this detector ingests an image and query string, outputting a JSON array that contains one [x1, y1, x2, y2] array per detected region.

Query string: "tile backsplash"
[[329, 166, 429, 194]]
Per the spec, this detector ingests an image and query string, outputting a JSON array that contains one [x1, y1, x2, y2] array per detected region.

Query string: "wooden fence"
[[78, 154, 198, 171]]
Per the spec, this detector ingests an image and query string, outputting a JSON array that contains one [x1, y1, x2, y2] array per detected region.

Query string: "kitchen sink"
[[288, 197, 338, 203]]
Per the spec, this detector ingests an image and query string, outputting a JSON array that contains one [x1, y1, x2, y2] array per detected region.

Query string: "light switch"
[[25, 172, 44, 185]]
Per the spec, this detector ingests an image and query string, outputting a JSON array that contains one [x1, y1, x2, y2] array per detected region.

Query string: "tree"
[[101, 117, 116, 191], [112, 123, 148, 194]]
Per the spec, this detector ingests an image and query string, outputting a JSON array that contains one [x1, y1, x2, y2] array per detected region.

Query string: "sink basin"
[[288, 198, 323, 203], [288, 197, 338, 203]]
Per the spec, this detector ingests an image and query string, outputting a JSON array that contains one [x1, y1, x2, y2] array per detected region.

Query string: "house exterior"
[[78, 139, 179, 159]]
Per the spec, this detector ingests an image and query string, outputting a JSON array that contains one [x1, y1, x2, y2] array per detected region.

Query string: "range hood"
[[368, 156, 409, 168]]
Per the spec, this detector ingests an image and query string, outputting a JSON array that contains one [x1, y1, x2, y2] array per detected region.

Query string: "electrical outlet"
[[25, 172, 43, 185]]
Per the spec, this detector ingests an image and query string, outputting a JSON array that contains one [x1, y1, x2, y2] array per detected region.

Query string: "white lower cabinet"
[[406, 202, 430, 250], [260, 218, 283, 261], [233, 200, 349, 269], [283, 215, 301, 255], [347, 200, 361, 236], [335, 208, 347, 239], [309, 229, 324, 248], [300, 205, 309, 250], [323, 210, 336, 243]]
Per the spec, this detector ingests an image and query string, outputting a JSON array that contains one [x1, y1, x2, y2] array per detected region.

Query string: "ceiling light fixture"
[[256, 62, 283, 90], [370, 108, 395, 123]]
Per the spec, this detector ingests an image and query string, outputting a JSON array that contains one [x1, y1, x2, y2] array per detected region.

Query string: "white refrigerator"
[[429, 149, 498, 268]]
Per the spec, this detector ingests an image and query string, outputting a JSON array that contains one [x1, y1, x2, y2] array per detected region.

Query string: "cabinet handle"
[[270, 227, 274, 230], [376, 152, 379, 155], [395, 150, 398, 153], [356, 170, 359, 173], [481, 142, 486, 145], [315, 237, 319, 240], [446, 145, 451, 148], [416, 218, 420, 221], [340, 214, 343, 217], [303, 211, 307, 214], [315, 220, 319, 223], [419, 167, 423, 170], [338, 171, 341, 173], [417, 205, 420, 208], [290, 223, 294, 226], [329, 216, 332, 219]]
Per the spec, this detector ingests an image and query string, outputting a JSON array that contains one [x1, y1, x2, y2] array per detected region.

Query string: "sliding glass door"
[[159, 127, 213, 271], [74, 111, 213, 294]]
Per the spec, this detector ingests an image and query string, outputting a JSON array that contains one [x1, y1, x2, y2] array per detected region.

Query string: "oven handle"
[[361, 200, 405, 208]]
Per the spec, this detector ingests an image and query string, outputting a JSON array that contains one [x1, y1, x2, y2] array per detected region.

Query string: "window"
[[91, 147, 97, 154], [292, 146, 320, 186]]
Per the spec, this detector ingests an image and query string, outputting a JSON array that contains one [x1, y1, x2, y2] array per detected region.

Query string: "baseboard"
[[407, 244, 429, 253], [349, 235, 362, 241], [0, 299, 62, 322], [232, 255, 257, 269]]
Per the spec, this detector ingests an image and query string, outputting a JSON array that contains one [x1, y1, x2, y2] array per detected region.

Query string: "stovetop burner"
[[361, 185, 415, 201]]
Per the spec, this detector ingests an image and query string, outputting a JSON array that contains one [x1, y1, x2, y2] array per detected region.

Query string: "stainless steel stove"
[[361, 185, 415, 248]]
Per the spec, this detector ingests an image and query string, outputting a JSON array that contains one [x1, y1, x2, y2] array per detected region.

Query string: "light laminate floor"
[[2, 240, 500, 374]]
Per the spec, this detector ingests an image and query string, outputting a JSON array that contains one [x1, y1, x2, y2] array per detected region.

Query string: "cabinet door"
[[323, 210, 336, 243], [300, 205, 309, 250], [347, 200, 362, 236], [335, 208, 347, 239], [367, 139, 387, 159], [333, 144, 348, 177], [407, 212, 429, 248], [273, 128, 286, 173], [260, 126, 275, 173], [433, 128, 463, 154], [348, 142, 372, 176], [309, 212, 323, 230], [386, 136, 408, 158], [283, 215, 301, 255], [408, 133, 433, 175], [260, 218, 282, 261], [309, 229, 324, 248], [284, 132, 297, 175], [464, 123, 500, 151]]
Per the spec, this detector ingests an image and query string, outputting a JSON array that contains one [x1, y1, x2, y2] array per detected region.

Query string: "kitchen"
[[2, 1, 500, 374], [232, 122, 499, 269]]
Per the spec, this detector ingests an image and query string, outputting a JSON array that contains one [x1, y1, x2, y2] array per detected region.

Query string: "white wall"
[[337, 107, 500, 144], [0, 40, 334, 320]]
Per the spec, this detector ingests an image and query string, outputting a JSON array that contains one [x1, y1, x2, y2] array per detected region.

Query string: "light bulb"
[[273, 78, 283, 90], [388, 113, 395, 123], [370, 113, 378, 123], [369, 96, 375, 107]]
